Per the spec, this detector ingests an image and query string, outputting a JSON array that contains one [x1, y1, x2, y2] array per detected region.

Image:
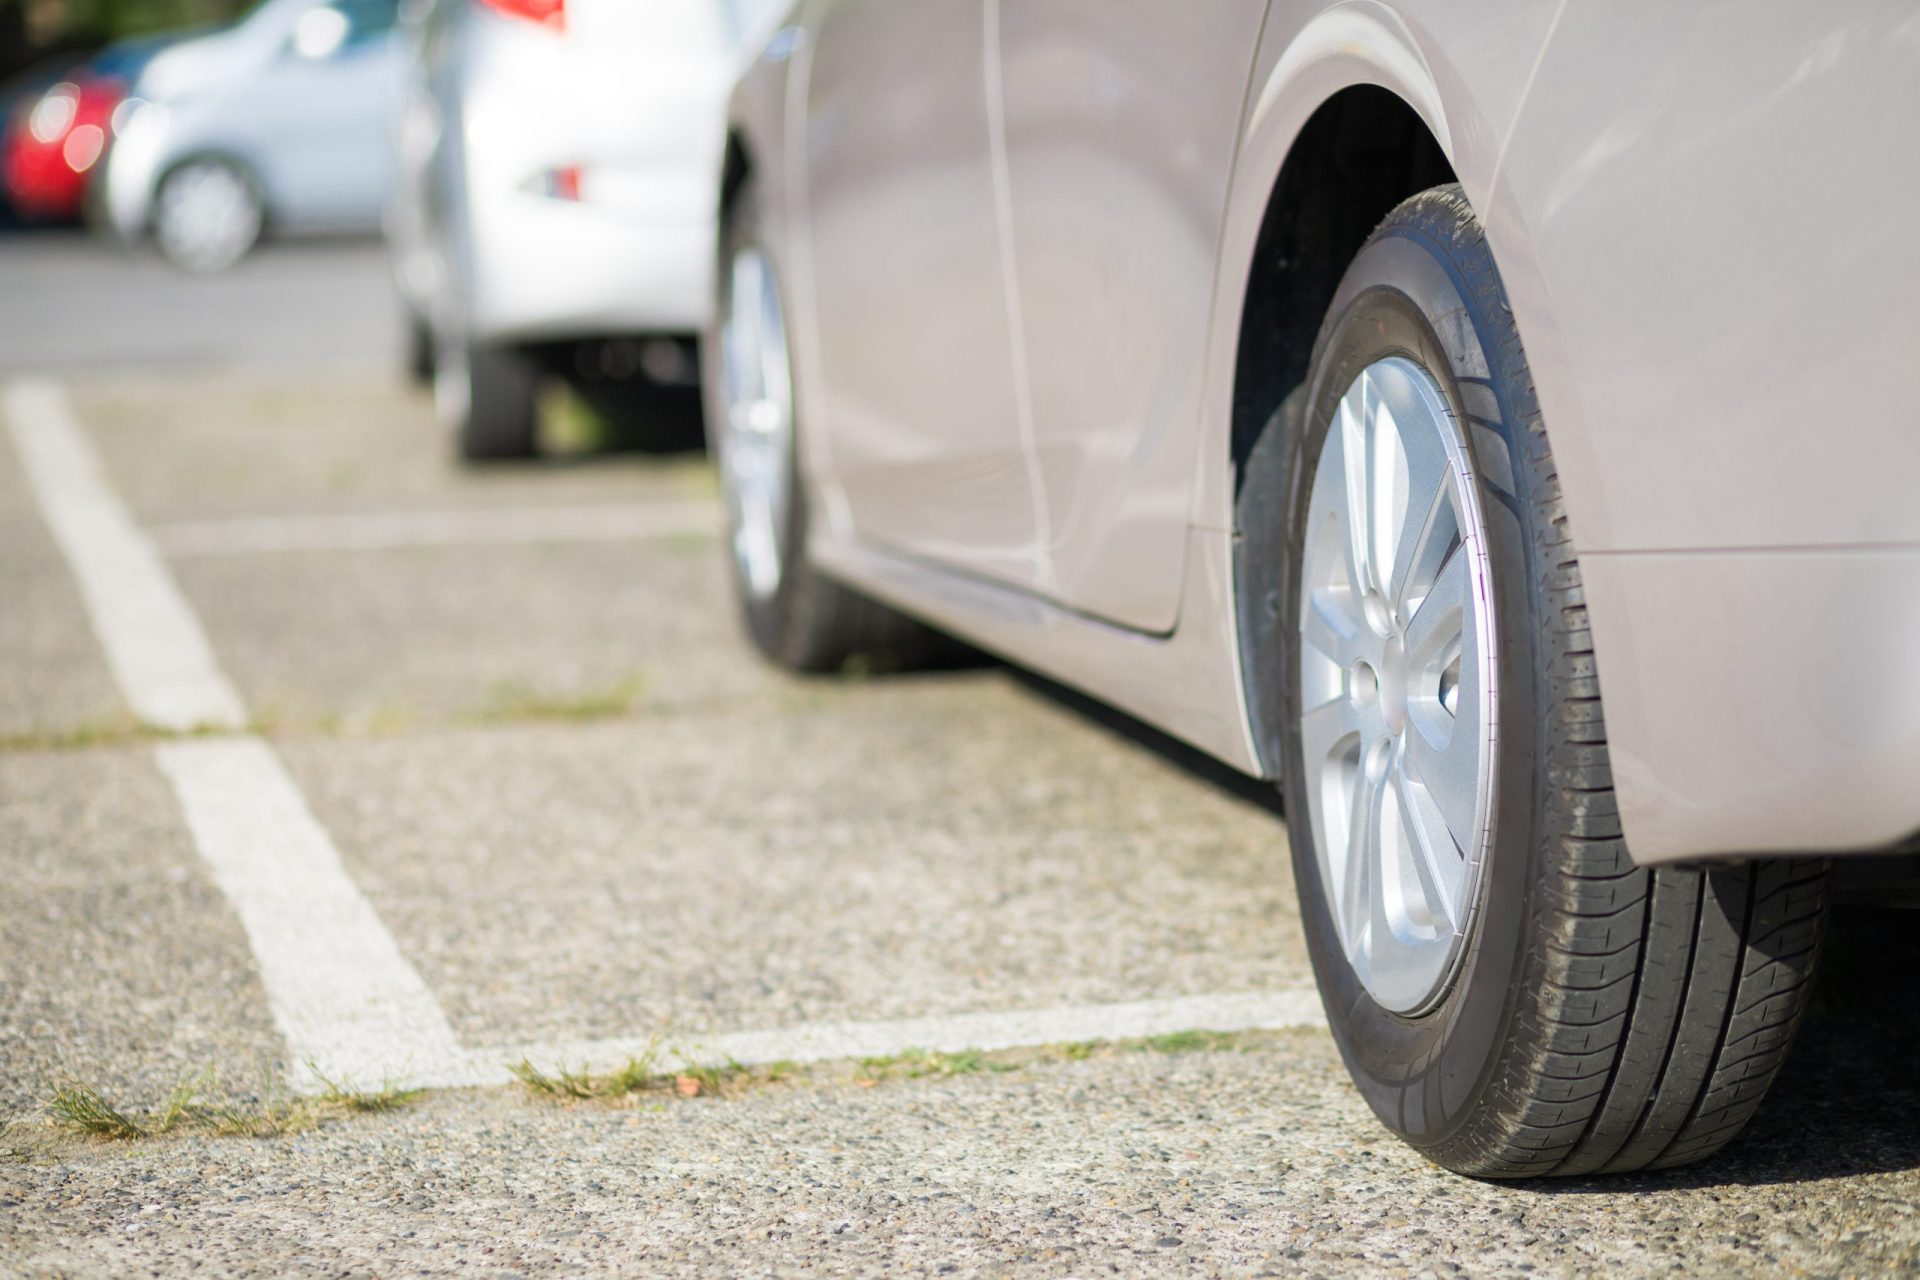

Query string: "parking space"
[[4, 239, 1920, 1277]]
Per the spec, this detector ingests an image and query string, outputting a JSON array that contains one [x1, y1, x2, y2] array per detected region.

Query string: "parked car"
[[0, 34, 184, 224], [388, 0, 781, 460], [713, 1, 1920, 1177], [1, 64, 119, 223], [101, 0, 403, 272]]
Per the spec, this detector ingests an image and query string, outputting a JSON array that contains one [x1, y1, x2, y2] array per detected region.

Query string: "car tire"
[[152, 157, 263, 274], [710, 180, 945, 673], [1273, 184, 1830, 1177], [404, 310, 436, 386], [437, 335, 539, 462]]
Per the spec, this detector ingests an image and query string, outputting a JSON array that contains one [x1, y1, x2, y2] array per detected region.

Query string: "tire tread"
[[1396, 186, 1830, 1178]]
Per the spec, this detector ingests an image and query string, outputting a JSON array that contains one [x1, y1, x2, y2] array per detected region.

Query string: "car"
[[1, 63, 121, 223], [387, 0, 782, 461], [710, 1, 1920, 1177], [100, 0, 403, 272], [0, 35, 190, 225]]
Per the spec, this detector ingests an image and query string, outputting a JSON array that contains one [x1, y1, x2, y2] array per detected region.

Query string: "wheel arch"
[[1210, 5, 1511, 777]]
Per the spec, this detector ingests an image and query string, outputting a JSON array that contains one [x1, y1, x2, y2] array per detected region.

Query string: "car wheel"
[[1275, 185, 1830, 1177], [152, 157, 263, 274], [404, 310, 436, 386], [436, 334, 539, 462], [712, 180, 945, 673]]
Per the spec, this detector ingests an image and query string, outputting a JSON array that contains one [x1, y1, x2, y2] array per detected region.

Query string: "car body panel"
[[724, 0, 1920, 865], [1480, 0, 1920, 861], [998, 0, 1267, 632], [800, 0, 1040, 588], [104, 0, 403, 242], [390, 0, 779, 345]]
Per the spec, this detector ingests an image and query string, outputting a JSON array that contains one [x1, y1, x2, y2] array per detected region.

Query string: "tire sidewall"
[[1277, 210, 1548, 1156]]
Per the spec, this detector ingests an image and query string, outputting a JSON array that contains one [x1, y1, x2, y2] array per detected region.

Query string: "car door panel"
[[997, 0, 1266, 631], [802, 0, 1038, 587]]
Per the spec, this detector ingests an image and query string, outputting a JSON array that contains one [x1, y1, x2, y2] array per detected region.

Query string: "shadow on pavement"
[[1008, 667, 1288, 820], [1006, 666, 1920, 1190]]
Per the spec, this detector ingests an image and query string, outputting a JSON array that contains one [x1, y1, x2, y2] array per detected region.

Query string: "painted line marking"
[[149, 501, 718, 558], [8, 374, 1327, 1097], [7, 375, 457, 1091], [460, 989, 1328, 1091], [4, 378, 246, 731], [155, 737, 466, 1090]]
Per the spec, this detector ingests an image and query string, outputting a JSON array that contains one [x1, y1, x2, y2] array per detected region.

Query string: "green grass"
[[46, 1027, 1271, 1142], [855, 1048, 1020, 1082], [538, 381, 614, 455], [0, 717, 252, 754], [46, 1084, 147, 1139], [465, 674, 649, 727], [510, 1040, 777, 1103], [1137, 1029, 1243, 1055], [44, 1066, 425, 1142]]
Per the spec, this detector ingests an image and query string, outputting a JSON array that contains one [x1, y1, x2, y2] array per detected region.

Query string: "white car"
[[713, 0, 1920, 1177], [387, 0, 780, 460], [103, 0, 403, 272]]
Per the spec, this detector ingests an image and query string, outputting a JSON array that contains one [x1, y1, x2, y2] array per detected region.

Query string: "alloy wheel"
[[1297, 356, 1499, 1015], [718, 247, 795, 602]]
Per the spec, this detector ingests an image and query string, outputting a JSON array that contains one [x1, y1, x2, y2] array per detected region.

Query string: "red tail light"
[[477, 0, 564, 31]]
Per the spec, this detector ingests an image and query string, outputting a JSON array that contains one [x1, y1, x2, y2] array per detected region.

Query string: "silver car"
[[102, 0, 402, 272], [712, 1, 1920, 1176], [387, 0, 780, 460]]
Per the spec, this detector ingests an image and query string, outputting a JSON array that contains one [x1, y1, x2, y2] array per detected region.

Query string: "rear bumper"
[[434, 9, 729, 345], [1584, 544, 1920, 865], [465, 194, 713, 343]]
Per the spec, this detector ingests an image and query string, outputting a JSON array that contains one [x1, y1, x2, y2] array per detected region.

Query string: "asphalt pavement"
[[3, 232, 1918, 1278]]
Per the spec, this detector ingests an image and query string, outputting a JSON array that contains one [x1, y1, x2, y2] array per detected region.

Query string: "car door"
[[995, 0, 1266, 631], [246, 0, 402, 230], [801, 0, 1039, 589]]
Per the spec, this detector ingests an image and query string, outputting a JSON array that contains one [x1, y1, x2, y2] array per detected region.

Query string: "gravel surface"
[[6, 1011, 1919, 1278], [278, 680, 1308, 1047]]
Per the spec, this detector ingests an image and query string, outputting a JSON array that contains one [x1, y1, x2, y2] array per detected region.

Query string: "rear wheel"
[[404, 310, 435, 386], [153, 157, 263, 274], [1274, 185, 1829, 1177], [712, 181, 943, 672], [436, 335, 539, 462]]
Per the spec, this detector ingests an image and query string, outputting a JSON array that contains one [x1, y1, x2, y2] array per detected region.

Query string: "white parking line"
[[6, 376, 455, 1090], [482, 990, 1327, 1090], [4, 379, 246, 731], [157, 738, 467, 1090], [8, 375, 1327, 1097], [150, 501, 718, 558]]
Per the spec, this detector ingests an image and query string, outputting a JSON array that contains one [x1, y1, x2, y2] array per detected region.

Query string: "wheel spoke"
[[1404, 695, 1480, 859], [1391, 763, 1463, 934], [1405, 543, 1470, 675], [1302, 584, 1368, 670], [1388, 482, 1457, 625], [1335, 386, 1379, 599], [1299, 695, 1363, 770], [1340, 757, 1384, 954]]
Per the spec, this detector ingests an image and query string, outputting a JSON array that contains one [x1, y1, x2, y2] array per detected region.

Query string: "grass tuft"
[[47, 1084, 147, 1139], [1138, 1030, 1241, 1055], [855, 1048, 1019, 1083], [468, 674, 649, 727], [308, 1065, 426, 1114], [44, 1065, 426, 1143], [509, 1038, 777, 1104]]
